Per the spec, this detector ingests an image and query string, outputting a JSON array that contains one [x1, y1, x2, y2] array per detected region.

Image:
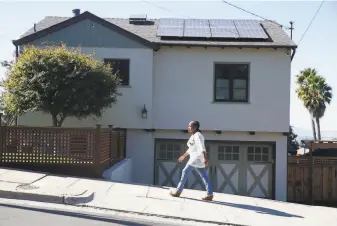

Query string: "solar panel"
[[209, 19, 239, 38], [183, 19, 211, 38], [156, 18, 184, 37], [234, 20, 268, 39]]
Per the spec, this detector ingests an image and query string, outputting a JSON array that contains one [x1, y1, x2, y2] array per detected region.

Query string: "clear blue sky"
[[0, 0, 336, 138]]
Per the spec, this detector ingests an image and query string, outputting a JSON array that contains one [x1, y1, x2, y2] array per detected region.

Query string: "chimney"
[[33, 23, 37, 32], [72, 9, 80, 16]]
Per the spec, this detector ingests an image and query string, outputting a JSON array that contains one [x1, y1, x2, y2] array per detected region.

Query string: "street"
[[0, 198, 210, 226]]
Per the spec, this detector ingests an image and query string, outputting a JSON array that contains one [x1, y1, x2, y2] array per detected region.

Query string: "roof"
[[13, 11, 297, 49]]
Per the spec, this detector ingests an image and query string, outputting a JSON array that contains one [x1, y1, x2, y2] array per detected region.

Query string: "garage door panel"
[[155, 140, 185, 187], [246, 145, 273, 198], [157, 161, 181, 187], [216, 163, 239, 194]]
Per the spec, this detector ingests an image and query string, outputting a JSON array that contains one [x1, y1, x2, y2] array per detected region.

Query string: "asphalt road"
[[0, 202, 187, 226]]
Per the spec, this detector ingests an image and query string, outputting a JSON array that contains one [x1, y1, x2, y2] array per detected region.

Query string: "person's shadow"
[[184, 197, 303, 218]]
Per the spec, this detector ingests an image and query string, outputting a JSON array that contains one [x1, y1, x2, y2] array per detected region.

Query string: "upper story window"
[[214, 63, 249, 102], [104, 59, 130, 86]]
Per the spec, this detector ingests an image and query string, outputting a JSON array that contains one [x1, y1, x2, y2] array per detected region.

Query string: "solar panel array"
[[156, 19, 268, 39]]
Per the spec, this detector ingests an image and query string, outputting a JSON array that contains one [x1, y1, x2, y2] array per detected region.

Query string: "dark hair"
[[191, 120, 202, 133]]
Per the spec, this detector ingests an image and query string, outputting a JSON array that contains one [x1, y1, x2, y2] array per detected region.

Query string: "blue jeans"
[[177, 164, 213, 195]]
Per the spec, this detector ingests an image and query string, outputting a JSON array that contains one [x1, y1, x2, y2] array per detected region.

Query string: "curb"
[[75, 203, 248, 226], [0, 189, 95, 205]]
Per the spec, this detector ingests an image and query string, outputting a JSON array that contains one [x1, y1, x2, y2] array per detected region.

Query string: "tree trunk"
[[52, 114, 58, 127], [51, 114, 66, 127], [315, 117, 321, 141], [311, 116, 317, 141]]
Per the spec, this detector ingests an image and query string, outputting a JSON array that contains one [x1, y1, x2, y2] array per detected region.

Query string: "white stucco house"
[[13, 10, 297, 201]]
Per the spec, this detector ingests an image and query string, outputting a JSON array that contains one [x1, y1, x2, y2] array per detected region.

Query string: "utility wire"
[[297, 0, 324, 46], [220, 0, 289, 29], [141, 0, 193, 19]]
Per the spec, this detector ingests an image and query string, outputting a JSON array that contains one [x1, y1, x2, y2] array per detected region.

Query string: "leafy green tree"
[[2, 44, 121, 127], [296, 68, 332, 140], [288, 126, 300, 150]]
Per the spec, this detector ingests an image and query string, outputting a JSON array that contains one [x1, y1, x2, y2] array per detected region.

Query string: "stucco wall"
[[102, 158, 133, 183], [153, 47, 291, 133]]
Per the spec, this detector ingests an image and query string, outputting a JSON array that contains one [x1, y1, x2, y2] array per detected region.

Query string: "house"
[[13, 10, 297, 201]]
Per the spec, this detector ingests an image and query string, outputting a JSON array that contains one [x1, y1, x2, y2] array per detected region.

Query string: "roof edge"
[[12, 11, 157, 50]]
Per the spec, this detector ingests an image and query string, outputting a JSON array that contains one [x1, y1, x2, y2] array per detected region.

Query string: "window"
[[157, 143, 182, 160], [104, 59, 130, 86], [247, 146, 270, 162], [214, 64, 249, 102], [218, 145, 240, 161]]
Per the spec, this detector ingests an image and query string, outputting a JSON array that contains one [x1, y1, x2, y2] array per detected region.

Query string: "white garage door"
[[154, 139, 274, 199]]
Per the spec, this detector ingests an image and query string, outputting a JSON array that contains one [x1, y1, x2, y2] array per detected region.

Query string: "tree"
[[2, 44, 121, 127], [296, 68, 332, 140], [0, 59, 17, 126], [288, 126, 300, 150]]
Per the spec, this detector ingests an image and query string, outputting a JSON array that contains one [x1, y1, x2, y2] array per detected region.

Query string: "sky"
[[0, 0, 336, 138]]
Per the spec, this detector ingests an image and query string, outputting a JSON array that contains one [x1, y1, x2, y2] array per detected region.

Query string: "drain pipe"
[[291, 47, 296, 62]]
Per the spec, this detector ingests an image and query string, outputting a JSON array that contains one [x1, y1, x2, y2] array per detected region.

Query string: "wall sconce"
[[215, 130, 222, 135], [141, 104, 148, 119], [249, 131, 256, 135]]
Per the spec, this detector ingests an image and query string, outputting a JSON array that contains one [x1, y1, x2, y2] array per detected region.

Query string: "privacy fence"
[[287, 140, 337, 206], [0, 124, 126, 178]]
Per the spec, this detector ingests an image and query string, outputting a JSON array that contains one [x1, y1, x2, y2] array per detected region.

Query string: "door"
[[209, 142, 273, 198]]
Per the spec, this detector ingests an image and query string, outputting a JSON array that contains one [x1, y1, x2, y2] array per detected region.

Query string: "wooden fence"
[[288, 156, 337, 205], [0, 125, 126, 178]]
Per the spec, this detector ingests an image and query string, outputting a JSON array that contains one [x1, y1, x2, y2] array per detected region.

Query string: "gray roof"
[[19, 15, 297, 48]]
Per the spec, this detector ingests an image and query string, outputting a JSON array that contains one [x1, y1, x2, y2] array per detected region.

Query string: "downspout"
[[291, 47, 296, 62]]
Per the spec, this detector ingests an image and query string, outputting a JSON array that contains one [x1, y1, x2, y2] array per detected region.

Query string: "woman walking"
[[170, 121, 214, 201]]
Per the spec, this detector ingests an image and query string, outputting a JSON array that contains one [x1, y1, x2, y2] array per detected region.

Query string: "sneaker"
[[170, 190, 182, 197], [202, 194, 214, 201]]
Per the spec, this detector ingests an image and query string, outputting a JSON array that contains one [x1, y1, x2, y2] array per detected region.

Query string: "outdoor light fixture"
[[141, 104, 148, 119]]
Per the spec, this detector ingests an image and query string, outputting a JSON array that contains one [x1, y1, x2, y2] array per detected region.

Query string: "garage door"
[[212, 143, 273, 198], [154, 140, 274, 199]]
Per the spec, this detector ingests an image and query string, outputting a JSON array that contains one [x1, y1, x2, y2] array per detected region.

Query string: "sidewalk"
[[1, 167, 337, 226]]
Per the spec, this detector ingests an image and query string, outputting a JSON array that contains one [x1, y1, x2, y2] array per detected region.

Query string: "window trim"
[[104, 58, 130, 86], [213, 62, 250, 103]]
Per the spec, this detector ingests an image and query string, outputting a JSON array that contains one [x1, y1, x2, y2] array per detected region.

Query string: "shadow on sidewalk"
[[184, 198, 303, 218], [0, 203, 162, 226]]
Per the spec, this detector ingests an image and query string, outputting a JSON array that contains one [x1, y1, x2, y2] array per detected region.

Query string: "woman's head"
[[188, 120, 201, 133]]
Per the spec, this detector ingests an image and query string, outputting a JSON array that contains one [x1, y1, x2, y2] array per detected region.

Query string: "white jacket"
[[186, 132, 206, 168]]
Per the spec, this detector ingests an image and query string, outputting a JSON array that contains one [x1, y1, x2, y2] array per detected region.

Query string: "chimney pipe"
[[72, 9, 80, 16], [33, 23, 37, 32]]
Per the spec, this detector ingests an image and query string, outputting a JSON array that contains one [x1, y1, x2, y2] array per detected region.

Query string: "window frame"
[[104, 58, 130, 86], [213, 62, 250, 103]]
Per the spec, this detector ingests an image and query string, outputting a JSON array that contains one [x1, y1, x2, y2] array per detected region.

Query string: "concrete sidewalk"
[[0, 168, 94, 204], [0, 168, 337, 226]]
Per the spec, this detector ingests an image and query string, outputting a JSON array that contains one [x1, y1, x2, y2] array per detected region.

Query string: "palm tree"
[[296, 68, 332, 140]]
